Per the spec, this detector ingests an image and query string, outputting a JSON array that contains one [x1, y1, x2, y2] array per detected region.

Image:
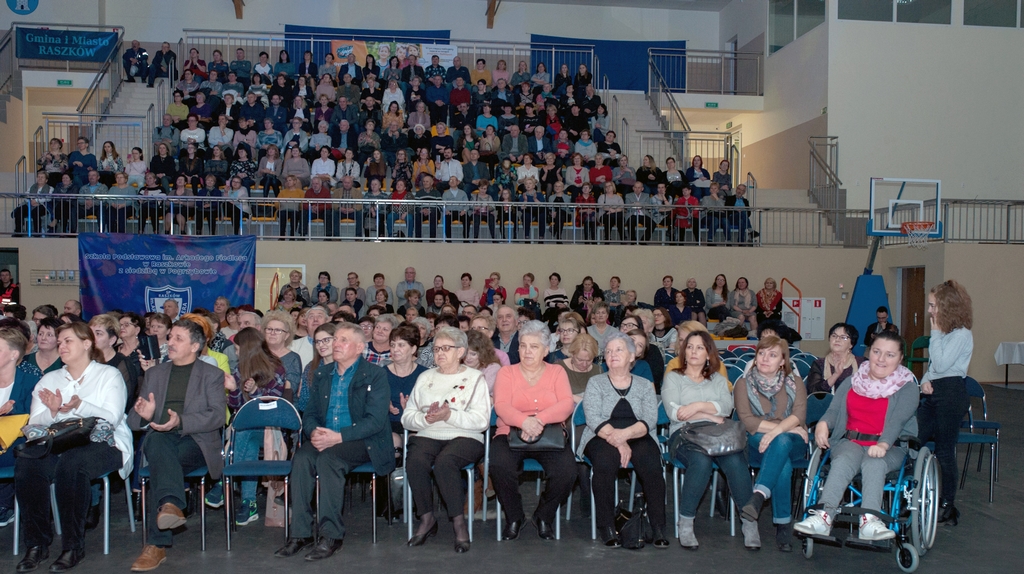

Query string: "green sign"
[[57, 79, 72, 86], [726, 121, 733, 129], [705, 102, 719, 109]]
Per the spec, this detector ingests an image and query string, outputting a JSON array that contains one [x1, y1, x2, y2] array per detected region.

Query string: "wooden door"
[[900, 267, 927, 378]]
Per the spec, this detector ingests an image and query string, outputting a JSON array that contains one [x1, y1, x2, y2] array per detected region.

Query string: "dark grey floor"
[[1, 387, 1019, 573]]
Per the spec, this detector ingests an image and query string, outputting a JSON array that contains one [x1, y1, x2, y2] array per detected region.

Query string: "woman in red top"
[[490, 321, 575, 541], [672, 184, 699, 242], [573, 182, 597, 242], [794, 331, 919, 542], [756, 278, 783, 324]]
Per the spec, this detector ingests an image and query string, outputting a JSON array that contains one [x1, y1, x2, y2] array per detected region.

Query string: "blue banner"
[[16, 27, 118, 62], [78, 233, 256, 319]]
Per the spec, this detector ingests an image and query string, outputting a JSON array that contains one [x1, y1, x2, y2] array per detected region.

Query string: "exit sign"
[[726, 121, 733, 129], [705, 102, 719, 109], [57, 79, 73, 86]]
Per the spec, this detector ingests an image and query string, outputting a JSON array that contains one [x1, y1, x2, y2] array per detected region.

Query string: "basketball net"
[[901, 221, 934, 250]]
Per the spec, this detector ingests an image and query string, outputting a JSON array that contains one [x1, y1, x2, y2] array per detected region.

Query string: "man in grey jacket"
[[128, 319, 227, 572]]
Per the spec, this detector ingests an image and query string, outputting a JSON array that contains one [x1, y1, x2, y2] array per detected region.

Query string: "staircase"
[[609, 92, 667, 160], [93, 81, 161, 153]]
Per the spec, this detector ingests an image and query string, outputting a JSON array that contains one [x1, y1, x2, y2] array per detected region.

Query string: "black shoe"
[[532, 515, 555, 540], [651, 526, 670, 549], [501, 519, 523, 541], [17, 547, 49, 573], [741, 492, 765, 523], [304, 537, 343, 561], [274, 537, 314, 558], [84, 504, 101, 531], [776, 524, 793, 553], [600, 526, 620, 548], [407, 520, 438, 546], [453, 539, 470, 553], [938, 501, 960, 526], [48, 549, 84, 573]]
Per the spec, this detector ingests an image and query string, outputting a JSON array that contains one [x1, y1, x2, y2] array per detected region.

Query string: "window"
[[897, 0, 952, 24], [964, 0, 1018, 27], [838, 0, 893, 22], [769, 0, 826, 55], [769, 0, 795, 54]]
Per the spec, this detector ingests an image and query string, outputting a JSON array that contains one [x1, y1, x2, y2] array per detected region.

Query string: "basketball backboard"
[[867, 178, 942, 238]]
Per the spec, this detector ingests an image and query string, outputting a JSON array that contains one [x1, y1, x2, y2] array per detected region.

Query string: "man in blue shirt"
[[275, 323, 393, 561]]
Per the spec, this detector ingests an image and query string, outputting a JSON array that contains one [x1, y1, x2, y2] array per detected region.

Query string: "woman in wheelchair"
[[794, 331, 919, 542], [734, 336, 808, 552]]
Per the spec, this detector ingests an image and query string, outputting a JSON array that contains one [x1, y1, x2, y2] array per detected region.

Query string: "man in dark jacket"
[[275, 323, 393, 562], [128, 319, 226, 572], [123, 40, 148, 83]]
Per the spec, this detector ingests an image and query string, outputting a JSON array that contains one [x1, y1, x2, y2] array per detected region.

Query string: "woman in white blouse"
[[310, 146, 337, 185], [15, 322, 132, 572]]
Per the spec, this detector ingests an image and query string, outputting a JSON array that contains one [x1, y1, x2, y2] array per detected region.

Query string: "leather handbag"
[[0, 414, 30, 454], [671, 419, 746, 457], [14, 417, 99, 459], [615, 494, 653, 550], [508, 424, 566, 452]]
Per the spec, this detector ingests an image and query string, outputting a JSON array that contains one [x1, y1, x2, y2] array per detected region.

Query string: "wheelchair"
[[796, 438, 939, 573]]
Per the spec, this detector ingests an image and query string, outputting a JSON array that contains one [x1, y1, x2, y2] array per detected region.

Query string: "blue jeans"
[[747, 432, 807, 523], [672, 434, 752, 519], [233, 429, 263, 502]]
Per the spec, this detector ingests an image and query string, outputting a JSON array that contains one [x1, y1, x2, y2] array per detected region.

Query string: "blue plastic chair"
[[957, 377, 998, 502], [726, 363, 745, 385], [719, 349, 737, 361], [491, 409, 563, 541], [572, 401, 641, 540], [791, 356, 812, 379], [221, 397, 301, 550], [140, 464, 208, 550]]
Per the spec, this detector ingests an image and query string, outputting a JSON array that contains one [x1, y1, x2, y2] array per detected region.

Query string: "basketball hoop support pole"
[[863, 235, 883, 275]]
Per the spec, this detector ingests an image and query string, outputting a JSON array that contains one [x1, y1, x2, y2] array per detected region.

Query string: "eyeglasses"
[[829, 333, 850, 341], [557, 328, 579, 334], [265, 328, 288, 335], [434, 345, 457, 353], [472, 326, 490, 332], [315, 337, 335, 347], [621, 323, 639, 330]]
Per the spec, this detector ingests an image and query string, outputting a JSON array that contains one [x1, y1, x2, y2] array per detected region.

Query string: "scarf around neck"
[[746, 367, 797, 420], [850, 360, 915, 400]]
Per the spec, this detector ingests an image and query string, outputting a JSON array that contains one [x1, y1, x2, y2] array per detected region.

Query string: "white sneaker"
[[794, 510, 832, 536], [858, 514, 895, 541]]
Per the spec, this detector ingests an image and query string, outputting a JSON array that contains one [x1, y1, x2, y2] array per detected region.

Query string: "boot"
[[938, 500, 960, 526], [775, 523, 793, 552], [741, 517, 761, 550], [677, 517, 698, 550]]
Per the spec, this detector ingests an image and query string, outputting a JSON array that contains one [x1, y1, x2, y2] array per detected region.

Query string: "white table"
[[994, 342, 1024, 387]]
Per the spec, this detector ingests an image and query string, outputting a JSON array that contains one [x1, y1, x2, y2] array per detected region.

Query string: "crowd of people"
[[16, 44, 752, 242], [0, 264, 974, 572]]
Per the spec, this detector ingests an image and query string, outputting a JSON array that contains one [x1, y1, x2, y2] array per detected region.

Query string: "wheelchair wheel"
[[911, 446, 939, 556], [802, 447, 825, 513], [802, 537, 814, 559], [895, 542, 920, 573]]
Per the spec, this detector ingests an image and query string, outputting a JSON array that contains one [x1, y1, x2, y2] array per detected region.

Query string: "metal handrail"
[[32, 126, 43, 167], [746, 171, 757, 206], [184, 28, 595, 48], [780, 277, 803, 334], [0, 27, 14, 95], [620, 116, 629, 158], [77, 37, 124, 114], [14, 156, 26, 193], [808, 136, 841, 185], [648, 47, 763, 96], [648, 56, 690, 132]]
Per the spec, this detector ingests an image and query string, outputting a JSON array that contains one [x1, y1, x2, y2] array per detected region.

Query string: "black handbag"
[[507, 424, 566, 452], [615, 494, 653, 550], [14, 417, 99, 459], [670, 419, 746, 457]]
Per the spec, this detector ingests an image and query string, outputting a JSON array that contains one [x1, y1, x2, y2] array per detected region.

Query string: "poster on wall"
[[16, 27, 118, 62], [418, 44, 458, 68], [331, 40, 421, 69], [78, 234, 256, 319], [783, 297, 826, 341]]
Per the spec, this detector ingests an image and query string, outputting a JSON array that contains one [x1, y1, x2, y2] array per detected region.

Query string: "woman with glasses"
[[806, 323, 865, 395], [403, 327, 490, 553], [294, 324, 335, 413], [548, 314, 585, 363], [260, 310, 301, 401]]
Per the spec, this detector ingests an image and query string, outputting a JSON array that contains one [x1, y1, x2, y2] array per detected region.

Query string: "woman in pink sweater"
[[490, 321, 576, 542]]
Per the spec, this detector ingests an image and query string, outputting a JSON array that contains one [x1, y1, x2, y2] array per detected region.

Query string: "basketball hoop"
[[901, 221, 934, 249]]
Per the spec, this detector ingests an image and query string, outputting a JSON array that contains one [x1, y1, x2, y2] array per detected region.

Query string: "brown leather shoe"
[[155, 504, 186, 531], [130, 546, 166, 572]]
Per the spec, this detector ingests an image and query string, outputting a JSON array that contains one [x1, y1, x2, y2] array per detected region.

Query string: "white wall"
[[3, 1, 719, 48], [827, 9, 1024, 207], [718, 0, 767, 50], [717, 18, 828, 146]]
